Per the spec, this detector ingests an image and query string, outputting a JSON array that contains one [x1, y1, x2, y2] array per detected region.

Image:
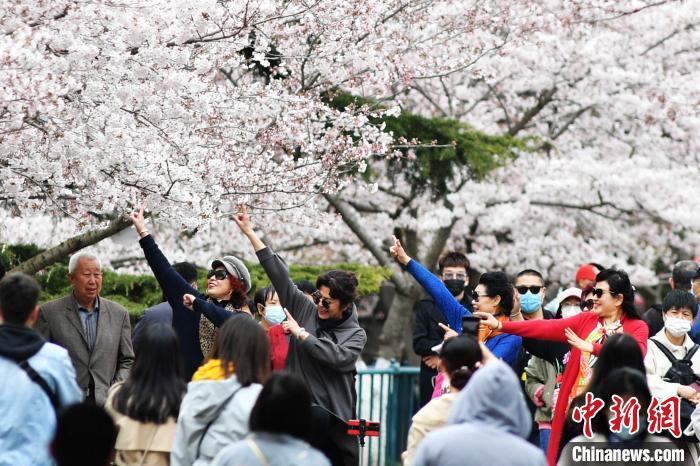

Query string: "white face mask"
[[664, 316, 692, 338], [561, 305, 581, 319]]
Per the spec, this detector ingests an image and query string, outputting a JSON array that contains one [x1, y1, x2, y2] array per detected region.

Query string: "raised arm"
[[130, 207, 201, 302], [389, 236, 470, 331], [233, 205, 310, 319]]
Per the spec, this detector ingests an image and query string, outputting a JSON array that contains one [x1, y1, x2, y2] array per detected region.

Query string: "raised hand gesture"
[[130, 206, 148, 237], [232, 204, 253, 234], [389, 235, 411, 266]]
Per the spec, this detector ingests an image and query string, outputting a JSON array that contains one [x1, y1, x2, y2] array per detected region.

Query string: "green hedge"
[[1, 243, 392, 324]]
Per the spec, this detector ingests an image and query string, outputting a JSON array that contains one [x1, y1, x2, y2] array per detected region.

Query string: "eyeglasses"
[[312, 291, 332, 309], [592, 288, 617, 299], [580, 299, 594, 311], [515, 285, 542, 295], [471, 291, 492, 302], [443, 272, 467, 281], [207, 269, 229, 280]]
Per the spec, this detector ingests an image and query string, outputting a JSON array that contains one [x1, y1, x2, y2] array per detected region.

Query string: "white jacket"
[[171, 375, 262, 466], [644, 329, 700, 399]]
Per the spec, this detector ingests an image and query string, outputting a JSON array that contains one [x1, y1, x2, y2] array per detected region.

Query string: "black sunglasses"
[[515, 285, 542, 295], [207, 269, 229, 280], [312, 291, 332, 309], [592, 288, 617, 299], [471, 290, 492, 302], [581, 299, 594, 310]]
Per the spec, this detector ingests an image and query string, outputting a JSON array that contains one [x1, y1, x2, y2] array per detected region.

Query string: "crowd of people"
[[1, 205, 700, 466]]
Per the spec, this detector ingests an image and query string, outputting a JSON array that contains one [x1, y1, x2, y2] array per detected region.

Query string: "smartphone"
[[461, 316, 481, 338]]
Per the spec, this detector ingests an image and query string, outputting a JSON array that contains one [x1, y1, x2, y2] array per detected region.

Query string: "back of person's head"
[[217, 314, 270, 385], [249, 373, 312, 442], [662, 290, 698, 318], [438, 252, 470, 273], [595, 268, 640, 319], [672, 260, 698, 291], [52, 403, 117, 466], [0, 273, 41, 325], [478, 271, 514, 314], [316, 270, 358, 308], [591, 368, 651, 436], [586, 333, 644, 394], [440, 335, 483, 390], [114, 324, 186, 423], [173, 261, 198, 284]]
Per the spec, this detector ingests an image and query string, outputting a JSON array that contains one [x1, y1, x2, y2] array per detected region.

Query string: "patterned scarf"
[[198, 298, 239, 358], [569, 319, 622, 403]]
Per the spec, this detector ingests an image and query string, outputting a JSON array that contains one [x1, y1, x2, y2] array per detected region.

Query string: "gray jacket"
[[37, 294, 134, 405], [413, 360, 547, 466], [171, 375, 262, 466], [256, 247, 367, 421], [211, 432, 330, 466]]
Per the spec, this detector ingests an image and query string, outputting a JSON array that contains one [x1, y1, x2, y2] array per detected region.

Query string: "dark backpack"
[[650, 338, 700, 385]]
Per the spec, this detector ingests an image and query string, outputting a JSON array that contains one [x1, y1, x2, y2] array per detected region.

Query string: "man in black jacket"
[[412, 252, 472, 407], [644, 260, 698, 337]]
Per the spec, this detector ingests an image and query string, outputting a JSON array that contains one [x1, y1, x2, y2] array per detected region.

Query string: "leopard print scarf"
[[198, 299, 239, 358]]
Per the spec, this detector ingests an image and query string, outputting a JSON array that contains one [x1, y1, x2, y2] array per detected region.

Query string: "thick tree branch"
[[324, 193, 412, 294], [507, 87, 557, 136], [10, 215, 133, 275]]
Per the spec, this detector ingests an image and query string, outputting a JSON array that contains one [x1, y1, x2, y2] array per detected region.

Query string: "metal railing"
[[356, 363, 420, 466]]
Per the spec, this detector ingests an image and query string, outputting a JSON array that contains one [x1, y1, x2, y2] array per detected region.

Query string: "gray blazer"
[[37, 294, 135, 405]]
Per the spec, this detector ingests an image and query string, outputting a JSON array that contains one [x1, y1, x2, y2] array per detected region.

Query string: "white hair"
[[68, 252, 102, 274]]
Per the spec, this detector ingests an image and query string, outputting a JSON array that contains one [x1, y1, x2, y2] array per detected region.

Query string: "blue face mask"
[[264, 305, 286, 325], [609, 418, 647, 443], [520, 292, 543, 314]]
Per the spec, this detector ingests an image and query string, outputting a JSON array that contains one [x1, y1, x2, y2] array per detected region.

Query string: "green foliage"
[[0, 243, 46, 269], [324, 90, 530, 198]]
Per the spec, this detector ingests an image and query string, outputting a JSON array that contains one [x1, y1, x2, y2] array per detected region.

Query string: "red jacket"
[[267, 324, 289, 372], [502, 312, 648, 466]]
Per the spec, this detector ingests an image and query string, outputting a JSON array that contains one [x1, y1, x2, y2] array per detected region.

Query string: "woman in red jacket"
[[476, 268, 648, 466]]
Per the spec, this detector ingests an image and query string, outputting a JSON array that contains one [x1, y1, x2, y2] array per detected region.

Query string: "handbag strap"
[[136, 428, 158, 466], [246, 438, 270, 466], [195, 386, 243, 460], [18, 359, 61, 413]]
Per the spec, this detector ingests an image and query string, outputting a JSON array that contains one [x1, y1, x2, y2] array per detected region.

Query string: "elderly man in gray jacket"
[[37, 252, 134, 405], [234, 205, 367, 466]]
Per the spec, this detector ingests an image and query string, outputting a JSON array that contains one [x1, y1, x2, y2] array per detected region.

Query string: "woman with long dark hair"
[[476, 268, 648, 466], [130, 207, 252, 380], [171, 314, 271, 466], [211, 373, 330, 466], [106, 323, 186, 466]]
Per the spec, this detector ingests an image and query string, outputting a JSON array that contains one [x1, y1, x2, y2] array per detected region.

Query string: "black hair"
[[590, 368, 651, 436], [249, 373, 312, 442], [295, 280, 317, 295], [662, 290, 698, 318], [438, 252, 470, 273], [672, 260, 698, 291], [440, 335, 482, 390], [316, 270, 358, 308], [214, 314, 270, 385], [478, 271, 514, 314], [0, 257, 5, 280], [589, 263, 606, 273], [52, 403, 117, 466], [595, 268, 640, 319], [254, 284, 277, 316], [515, 269, 544, 285], [586, 333, 645, 395], [113, 324, 186, 424], [0, 273, 41, 324]]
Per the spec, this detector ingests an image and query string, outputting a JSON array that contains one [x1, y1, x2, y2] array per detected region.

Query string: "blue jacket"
[[405, 259, 522, 366], [0, 326, 82, 466]]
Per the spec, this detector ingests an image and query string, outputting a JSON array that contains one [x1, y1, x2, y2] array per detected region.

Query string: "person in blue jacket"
[[389, 236, 521, 366]]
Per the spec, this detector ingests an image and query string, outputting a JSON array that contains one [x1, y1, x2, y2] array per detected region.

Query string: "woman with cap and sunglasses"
[[389, 236, 522, 367], [475, 268, 647, 466], [233, 205, 366, 466], [130, 207, 253, 380]]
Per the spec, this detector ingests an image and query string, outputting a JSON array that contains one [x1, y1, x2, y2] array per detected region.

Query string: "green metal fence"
[[356, 363, 420, 466]]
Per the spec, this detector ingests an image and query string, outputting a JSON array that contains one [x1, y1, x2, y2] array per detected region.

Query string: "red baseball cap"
[[575, 264, 598, 283]]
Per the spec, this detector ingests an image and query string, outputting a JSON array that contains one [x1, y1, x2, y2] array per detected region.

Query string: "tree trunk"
[[10, 215, 132, 275], [376, 282, 420, 361]]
